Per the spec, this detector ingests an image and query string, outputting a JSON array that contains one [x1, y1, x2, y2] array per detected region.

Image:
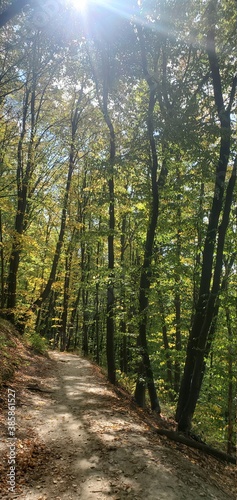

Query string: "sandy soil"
[[0, 351, 235, 500]]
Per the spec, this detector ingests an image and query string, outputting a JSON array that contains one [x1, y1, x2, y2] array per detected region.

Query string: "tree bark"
[[174, 167, 182, 393], [157, 289, 173, 389], [176, 18, 237, 431], [6, 81, 33, 321], [177, 157, 236, 431], [32, 91, 84, 311], [134, 26, 167, 412], [0, 210, 5, 308], [119, 215, 128, 374], [225, 304, 234, 455], [155, 429, 236, 465], [60, 242, 73, 352], [87, 42, 117, 383], [97, 49, 116, 384]]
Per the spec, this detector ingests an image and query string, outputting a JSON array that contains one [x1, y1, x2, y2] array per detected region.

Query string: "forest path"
[[2, 351, 235, 500]]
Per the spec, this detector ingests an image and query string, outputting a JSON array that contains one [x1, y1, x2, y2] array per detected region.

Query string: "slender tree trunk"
[[174, 169, 182, 393], [100, 52, 117, 384], [60, 245, 73, 352], [35, 217, 53, 333], [6, 42, 59, 327], [134, 26, 167, 412], [92, 227, 101, 364], [6, 84, 33, 322], [192, 180, 205, 320], [82, 289, 89, 356], [119, 215, 128, 373], [32, 91, 84, 312], [174, 285, 181, 393], [106, 154, 116, 384], [157, 289, 173, 389], [95, 281, 100, 364], [33, 150, 74, 310], [70, 287, 81, 333], [177, 158, 236, 431], [176, 15, 237, 431], [88, 46, 116, 383], [0, 210, 5, 308], [80, 235, 88, 356], [225, 304, 234, 455]]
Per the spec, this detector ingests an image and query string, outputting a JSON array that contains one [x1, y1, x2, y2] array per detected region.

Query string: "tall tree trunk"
[[94, 233, 101, 364], [32, 150, 74, 310], [174, 167, 182, 394], [225, 303, 234, 455], [88, 46, 116, 383], [69, 287, 81, 334], [119, 215, 128, 373], [32, 91, 84, 312], [6, 41, 59, 327], [82, 289, 89, 356], [192, 180, 205, 320], [177, 157, 236, 432], [6, 83, 33, 322], [134, 26, 167, 412], [106, 130, 116, 384], [176, 13, 237, 431], [157, 289, 173, 389], [0, 210, 5, 308], [60, 242, 73, 352], [81, 236, 90, 357]]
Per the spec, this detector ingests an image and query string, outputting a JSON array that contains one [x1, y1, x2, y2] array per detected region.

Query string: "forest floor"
[[0, 346, 236, 500]]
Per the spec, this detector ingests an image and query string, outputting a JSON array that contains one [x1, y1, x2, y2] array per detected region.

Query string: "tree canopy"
[[0, 0, 236, 451]]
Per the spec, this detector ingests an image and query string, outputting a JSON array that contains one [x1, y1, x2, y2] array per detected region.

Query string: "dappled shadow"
[[15, 351, 232, 500]]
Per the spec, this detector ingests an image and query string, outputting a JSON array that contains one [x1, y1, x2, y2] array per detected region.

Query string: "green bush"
[[26, 332, 48, 355]]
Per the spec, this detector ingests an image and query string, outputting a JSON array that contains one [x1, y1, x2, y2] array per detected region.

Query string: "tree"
[[176, 0, 237, 432], [32, 86, 86, 313], [0, 0, 31, 29], [5, 33, 61, 324], [0, 0, 236, 451], [134, 23, 168, 412]]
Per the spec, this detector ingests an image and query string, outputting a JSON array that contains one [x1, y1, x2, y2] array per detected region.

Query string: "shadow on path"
[[16, 352, 234, 500]]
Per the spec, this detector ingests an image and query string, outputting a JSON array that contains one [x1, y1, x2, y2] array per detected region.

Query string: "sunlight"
[[69, 0, 90, 12], [67, 0, 132, 19]]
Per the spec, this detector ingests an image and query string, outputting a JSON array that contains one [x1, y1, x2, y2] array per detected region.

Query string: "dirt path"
[[0, 351, 235, 499]]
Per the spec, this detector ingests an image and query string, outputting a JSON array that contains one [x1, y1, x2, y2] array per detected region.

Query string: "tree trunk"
[[134, 26, 167, 412], [60, 244, 73, 352], [174, 168, 182, 393], [6, 84, 33, 322], [94, 231, 101, 364], [99, 51, 117, 384], [106, 171, 116, 384], [119, 215, 128, 374], [89, 46, 116, 383], [157, 289, 173, 390], [225, 304, 234, 455], [32, 90, 84, 312], [0, 210, 5, 309], [177, 158, 236, 432], [176, 18, 236, 431]]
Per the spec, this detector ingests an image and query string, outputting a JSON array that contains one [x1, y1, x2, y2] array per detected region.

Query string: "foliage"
[[25, 332, 48, 355], [0, 0, 236, 451]]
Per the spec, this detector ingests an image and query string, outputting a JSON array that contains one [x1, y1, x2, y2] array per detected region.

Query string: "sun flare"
[[68, 0, 113, 12], [69, 0, 90, 12]]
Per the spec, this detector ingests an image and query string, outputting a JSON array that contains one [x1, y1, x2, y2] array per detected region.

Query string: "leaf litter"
[[0, 350, 235, 500]]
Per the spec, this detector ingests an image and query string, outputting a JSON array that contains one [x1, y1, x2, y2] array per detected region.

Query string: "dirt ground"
[[0, 350, 236, 500]]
